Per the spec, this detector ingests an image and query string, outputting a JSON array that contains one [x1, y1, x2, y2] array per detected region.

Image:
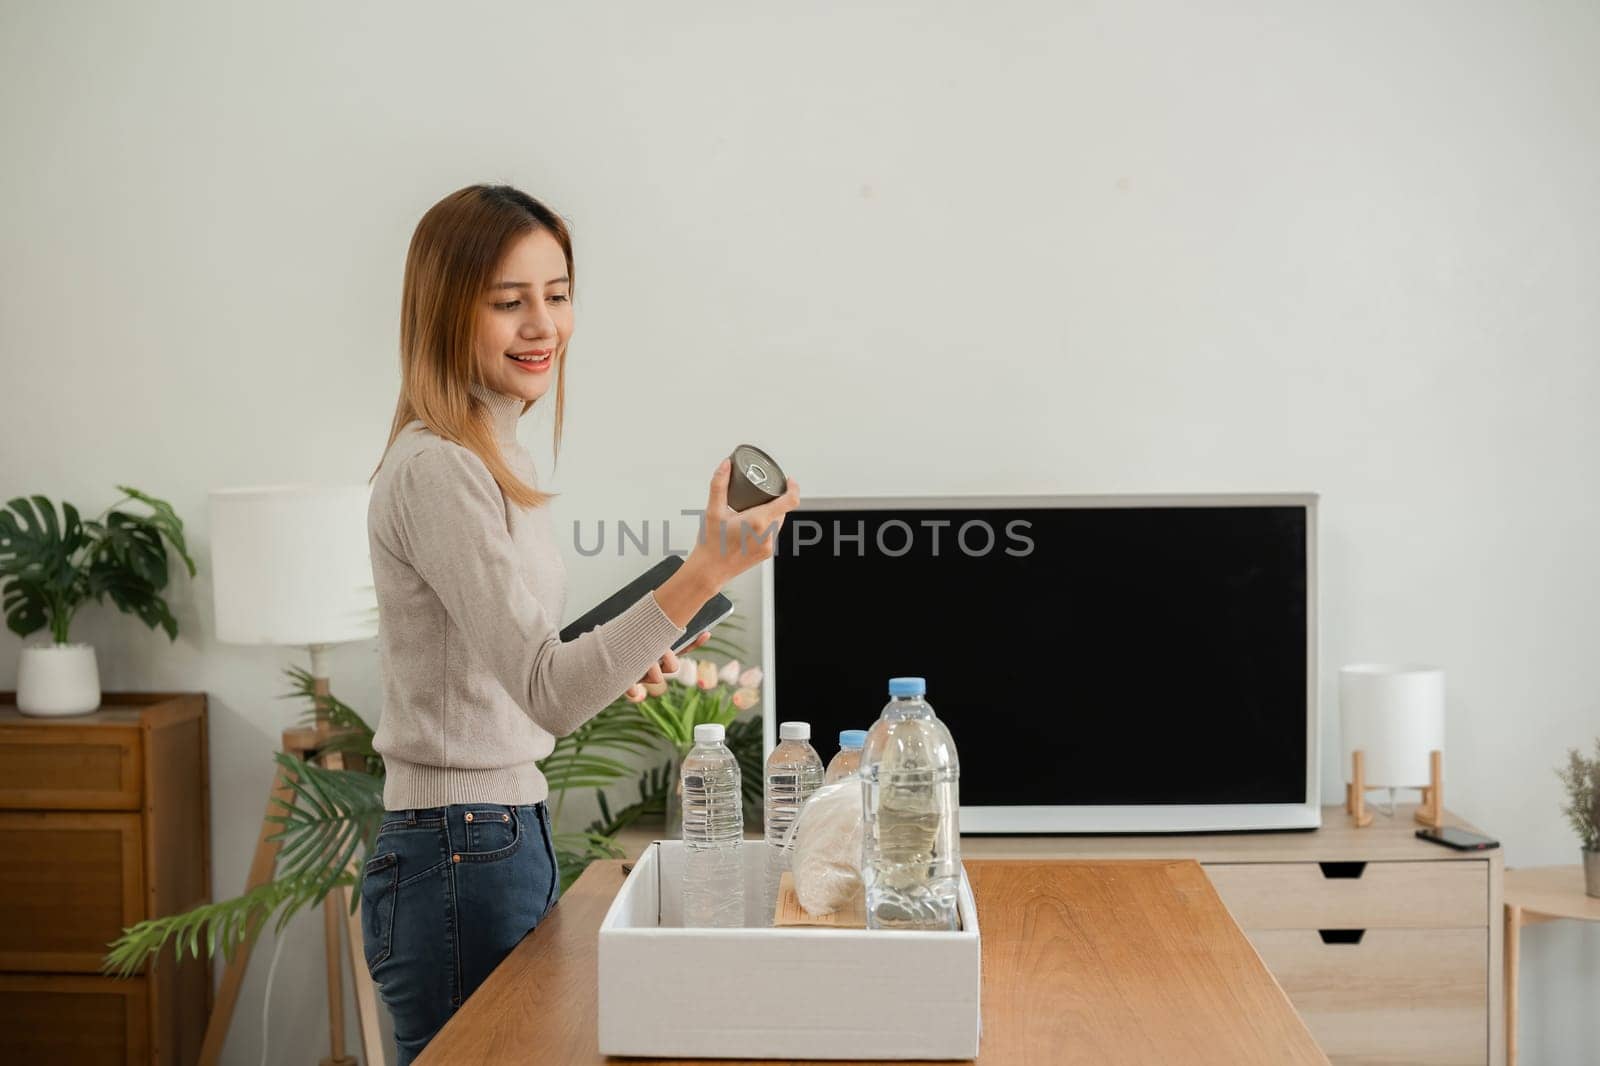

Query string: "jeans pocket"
[[456, 804, 523, 864], [463, 806, 516, 854], [360, 851, 399, 972]]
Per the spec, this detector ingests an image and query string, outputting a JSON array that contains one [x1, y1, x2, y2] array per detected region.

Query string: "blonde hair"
[[373, 184, 573, 509]]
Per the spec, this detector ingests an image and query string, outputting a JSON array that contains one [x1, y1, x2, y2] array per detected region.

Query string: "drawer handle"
[[1318, 929, 1366, 945], [1317, 861, 1367, 879]]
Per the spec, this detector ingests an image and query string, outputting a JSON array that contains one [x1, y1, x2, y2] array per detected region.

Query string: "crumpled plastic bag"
[[786, 778, 865, 915]]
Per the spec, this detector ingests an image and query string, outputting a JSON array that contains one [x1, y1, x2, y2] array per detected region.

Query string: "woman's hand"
[[623, 630, 712, 703], [649, 457, 801, 633], [690, 457, 801, 586]]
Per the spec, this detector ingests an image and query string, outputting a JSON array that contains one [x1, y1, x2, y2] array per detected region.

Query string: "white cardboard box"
[[597, 840, 981, 1060]]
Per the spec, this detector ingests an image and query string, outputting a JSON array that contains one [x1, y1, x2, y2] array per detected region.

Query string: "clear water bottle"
[[860, 676, 961, 931], [824, 729, 868, 784], [681, 723, 744, 928], [765, 721, 825, 847], [759, 722, 824, 924]]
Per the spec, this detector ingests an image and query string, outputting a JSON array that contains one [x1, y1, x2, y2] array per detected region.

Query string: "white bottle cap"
[[693, 723, 725, 744], [779, 721, 810, 741]]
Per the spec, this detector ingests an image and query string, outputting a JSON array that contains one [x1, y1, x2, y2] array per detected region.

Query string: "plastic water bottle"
[[824, 729, 868, 784], [758, 722, 824, 923], [765, 721, 825, 847], [860, 677, 961, 931], [681, 723, 744, 928]]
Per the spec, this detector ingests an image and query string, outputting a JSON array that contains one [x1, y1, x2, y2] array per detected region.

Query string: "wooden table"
[[1504, 865, 1600, 1066], [418, 858, 1327, 1065]]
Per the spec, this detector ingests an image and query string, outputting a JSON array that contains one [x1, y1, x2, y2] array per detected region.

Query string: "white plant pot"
[[16, 642, 102, 717]]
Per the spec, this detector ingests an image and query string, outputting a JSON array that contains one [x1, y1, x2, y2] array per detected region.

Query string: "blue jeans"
[[359, 802, 561, 1065]]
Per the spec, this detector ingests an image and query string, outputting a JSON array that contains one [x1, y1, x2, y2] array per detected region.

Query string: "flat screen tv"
[[760, 494, 1319, 833]]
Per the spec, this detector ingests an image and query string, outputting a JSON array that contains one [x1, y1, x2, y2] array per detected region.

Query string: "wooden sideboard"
[[0, 692, 212, 1066], [960, 804, 1503, 1066]]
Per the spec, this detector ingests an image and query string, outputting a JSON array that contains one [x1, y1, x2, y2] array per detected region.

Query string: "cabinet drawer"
[[0, 973, 149, 1066], [1206, 860, 1486, 930], [0, 722, 141, 810], [1250, 928, 1487, 1065], [0, 812, 145, 972]]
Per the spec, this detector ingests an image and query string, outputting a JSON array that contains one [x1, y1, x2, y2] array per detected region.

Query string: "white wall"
[[2, 1, 1596, 1062]]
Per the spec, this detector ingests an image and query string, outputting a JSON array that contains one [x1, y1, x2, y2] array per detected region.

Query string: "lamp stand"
[[1414, 749, 1445, 830], [1344, 750, 1373, 827], [1345, 748, 1445, 831], [199, 646, 384, 1066]]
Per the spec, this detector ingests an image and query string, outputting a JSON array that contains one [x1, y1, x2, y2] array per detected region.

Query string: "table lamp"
[[205, 484, 382, 1066], [211, 484, 378, 692], [1340, 663, 1446, 830]]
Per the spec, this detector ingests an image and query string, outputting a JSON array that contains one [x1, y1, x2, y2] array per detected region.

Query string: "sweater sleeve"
[[389, 445, 684, 737]]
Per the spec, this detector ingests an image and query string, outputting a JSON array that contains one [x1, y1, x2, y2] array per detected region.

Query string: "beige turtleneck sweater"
[[368, 381, 684, 809]]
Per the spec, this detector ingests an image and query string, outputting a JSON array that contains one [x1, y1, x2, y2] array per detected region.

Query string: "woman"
[[361, 184, 799, 1062]]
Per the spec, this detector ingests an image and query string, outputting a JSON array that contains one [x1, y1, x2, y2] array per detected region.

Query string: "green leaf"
[[585, 760, 674, 838], [2, 579, 49, 638], [540, 696, 673, 829], [115, 485, 197, 578], [551, 831, 628, 892], [102, 870, 333, 978], [0, 495, 87, 638], [539, 751, 638, 792], [280, 667, 382, 774], [97, 512, 169, 590], [265, 753, 384, 902]]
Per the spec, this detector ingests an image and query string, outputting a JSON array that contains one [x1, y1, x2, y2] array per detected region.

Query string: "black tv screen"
[[766, 497, 1317, 832]]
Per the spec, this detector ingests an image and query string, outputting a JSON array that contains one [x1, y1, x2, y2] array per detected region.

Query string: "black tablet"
[[559, 556, 733, 653]]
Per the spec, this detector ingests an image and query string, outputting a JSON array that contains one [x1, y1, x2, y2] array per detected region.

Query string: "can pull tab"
[[744, 462, 769, 487]]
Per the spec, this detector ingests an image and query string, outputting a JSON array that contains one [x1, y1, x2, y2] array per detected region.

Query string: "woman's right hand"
[[687, 457, 801, 586], [649, 458, 801, 632]]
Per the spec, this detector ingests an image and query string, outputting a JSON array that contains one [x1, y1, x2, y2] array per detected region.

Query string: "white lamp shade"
[[1339, 664, 1445, 787], [209, 485, 379, 647]]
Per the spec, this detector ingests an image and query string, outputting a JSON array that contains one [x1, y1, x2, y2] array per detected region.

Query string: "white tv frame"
[[760, 492, 1320, 834]]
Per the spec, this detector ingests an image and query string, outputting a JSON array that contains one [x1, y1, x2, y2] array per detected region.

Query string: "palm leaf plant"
[[104, 623, 765, 975], [103, 668, 387, 977]]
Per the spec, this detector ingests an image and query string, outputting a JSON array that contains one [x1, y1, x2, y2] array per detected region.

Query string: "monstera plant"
[[0, 486, 194, 716]]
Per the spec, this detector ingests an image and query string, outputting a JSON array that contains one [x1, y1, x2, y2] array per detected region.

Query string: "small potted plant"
[[1557, 739, 1600, 897], [0, 486, 195, 716]]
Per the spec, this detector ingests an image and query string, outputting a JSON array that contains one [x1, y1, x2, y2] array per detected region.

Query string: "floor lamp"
[[205, 485, 385, 1066]]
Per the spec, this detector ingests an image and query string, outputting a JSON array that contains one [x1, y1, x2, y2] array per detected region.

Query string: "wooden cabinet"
[[1252, 927, 1487, 1065], [0, 693, 211, 1066], [962, 804, 1503, 1065]]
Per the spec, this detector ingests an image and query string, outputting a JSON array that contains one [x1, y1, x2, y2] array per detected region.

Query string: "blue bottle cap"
[[838, 729, 868, 749], [888, 676, 926, 697]]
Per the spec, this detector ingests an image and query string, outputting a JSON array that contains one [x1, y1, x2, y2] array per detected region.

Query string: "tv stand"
[[965, 802, 1503, 1066]]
